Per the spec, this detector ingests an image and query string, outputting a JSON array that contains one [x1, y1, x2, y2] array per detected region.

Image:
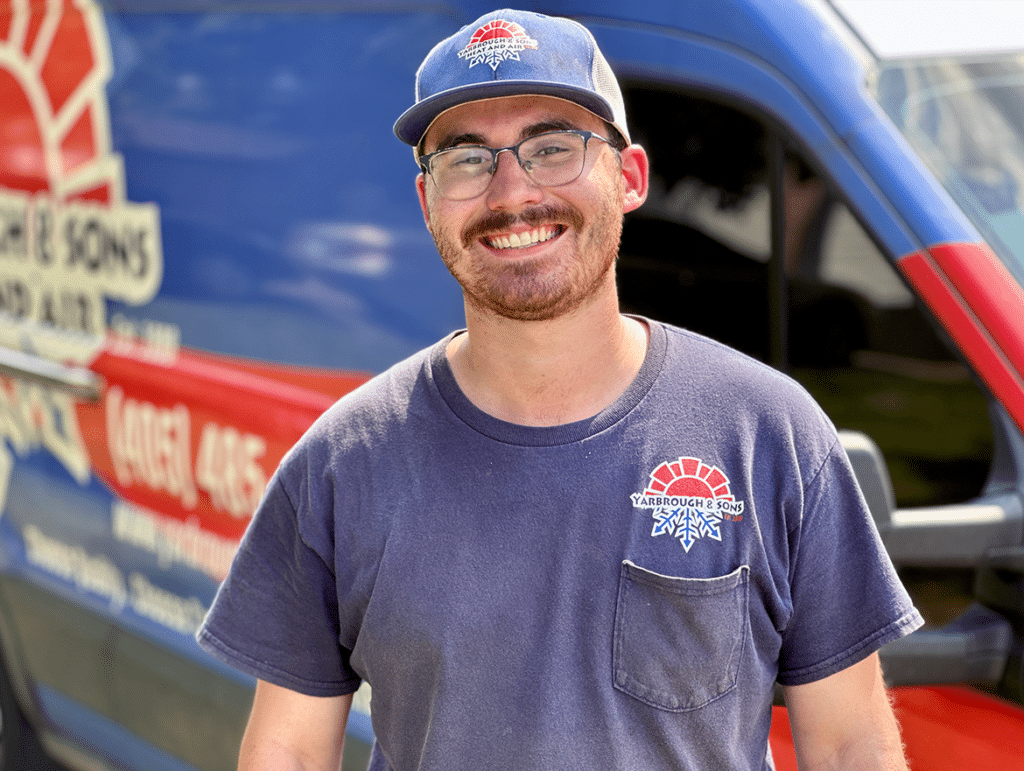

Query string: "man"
[[198, 9, 923, 770]]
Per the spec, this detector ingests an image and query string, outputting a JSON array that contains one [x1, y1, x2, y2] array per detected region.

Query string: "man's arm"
[[782, 653, 908, 771], [238, 680, 353, 771]]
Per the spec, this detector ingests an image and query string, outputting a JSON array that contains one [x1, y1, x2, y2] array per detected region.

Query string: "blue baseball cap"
[[394, 9, 630, 148]]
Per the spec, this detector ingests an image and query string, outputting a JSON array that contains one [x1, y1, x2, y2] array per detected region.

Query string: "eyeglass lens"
[[427, 131, 591, 200]]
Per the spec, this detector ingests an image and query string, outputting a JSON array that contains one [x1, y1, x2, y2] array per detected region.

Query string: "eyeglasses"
[[419, 130, 616, 201]]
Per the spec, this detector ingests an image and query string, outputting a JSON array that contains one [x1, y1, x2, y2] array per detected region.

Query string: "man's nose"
[[485, 149, 543, 209]]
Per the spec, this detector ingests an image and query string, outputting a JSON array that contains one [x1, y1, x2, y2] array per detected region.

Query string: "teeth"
[[487, 226, 557, 250]]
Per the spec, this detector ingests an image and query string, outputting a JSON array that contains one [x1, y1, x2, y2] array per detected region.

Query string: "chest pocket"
[[613, 561, 750, 712]]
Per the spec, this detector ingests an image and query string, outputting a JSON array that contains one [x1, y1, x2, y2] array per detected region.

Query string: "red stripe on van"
[[899, 244, 1024, 433], [75, 346, 370, 552]]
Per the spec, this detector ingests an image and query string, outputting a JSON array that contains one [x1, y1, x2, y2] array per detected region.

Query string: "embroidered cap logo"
[[631, 457, 746, 552], [457, 19, 539, 71]]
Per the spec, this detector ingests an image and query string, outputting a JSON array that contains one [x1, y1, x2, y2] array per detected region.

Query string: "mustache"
[[462, 205, 585, 248]]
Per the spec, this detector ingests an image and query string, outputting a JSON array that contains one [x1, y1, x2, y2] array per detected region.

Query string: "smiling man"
[[198, 9, 923, 771], [419, 96, 639, 325], [415, 92, 648, 426]]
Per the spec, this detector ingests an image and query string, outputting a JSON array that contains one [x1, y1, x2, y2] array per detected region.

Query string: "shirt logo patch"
[[458, 19, 538, 71], [631, 457, 745, 552]]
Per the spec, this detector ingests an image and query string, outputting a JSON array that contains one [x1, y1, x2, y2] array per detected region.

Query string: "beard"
[[429, 200, 623, 322]]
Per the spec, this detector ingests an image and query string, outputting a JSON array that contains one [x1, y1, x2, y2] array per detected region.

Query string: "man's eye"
[[527, 143, 578, 166], [524, 142, 573, 158], [441, 149, 489, 171], [532, 144, 570, 158]]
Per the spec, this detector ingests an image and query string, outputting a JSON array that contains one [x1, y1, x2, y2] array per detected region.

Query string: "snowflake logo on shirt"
[[630, 457, 745, 552]]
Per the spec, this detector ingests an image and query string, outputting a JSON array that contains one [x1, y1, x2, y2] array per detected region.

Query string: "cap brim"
[[394, 80, 616, 147]]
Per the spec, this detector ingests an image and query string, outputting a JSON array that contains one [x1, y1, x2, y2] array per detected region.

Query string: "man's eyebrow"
[[432, 132, 487, 151], [430, 119, 582, 152], [520, 119, 579, 139]]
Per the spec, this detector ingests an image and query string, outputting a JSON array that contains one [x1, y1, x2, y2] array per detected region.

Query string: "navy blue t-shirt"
[[198, 319, 922, 770]]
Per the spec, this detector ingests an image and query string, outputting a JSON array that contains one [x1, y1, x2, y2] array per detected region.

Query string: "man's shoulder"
[[339, 339, 439, 407], [293, 337, 447, 453], [653, 320, 832, 424], [658, 321, 803, 388]]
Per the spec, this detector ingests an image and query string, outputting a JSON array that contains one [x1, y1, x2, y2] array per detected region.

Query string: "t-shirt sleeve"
[[776, 441, 924, 686], [196, 476, 361, 697]]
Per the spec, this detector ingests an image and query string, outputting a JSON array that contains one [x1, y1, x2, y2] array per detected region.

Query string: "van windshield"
[[874, 55, 1024, 285]]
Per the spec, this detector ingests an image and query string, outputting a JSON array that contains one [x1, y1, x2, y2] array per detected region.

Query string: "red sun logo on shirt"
[[631, 457, 745, 552], [644, 457, 735, 499]]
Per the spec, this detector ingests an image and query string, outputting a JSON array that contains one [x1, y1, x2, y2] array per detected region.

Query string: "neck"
[[447, 294, 649, 427]]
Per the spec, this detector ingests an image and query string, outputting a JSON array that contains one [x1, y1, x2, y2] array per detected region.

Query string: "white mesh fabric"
[[587, 30, 631, 144]]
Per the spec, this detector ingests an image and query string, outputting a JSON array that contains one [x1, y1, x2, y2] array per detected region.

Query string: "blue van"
[[0, 1, 1023, 769]]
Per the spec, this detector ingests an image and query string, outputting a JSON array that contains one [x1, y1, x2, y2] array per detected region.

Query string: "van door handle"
[[0, 347, 102, 401]]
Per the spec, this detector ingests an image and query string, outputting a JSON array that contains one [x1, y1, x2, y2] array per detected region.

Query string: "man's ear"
[[416, 172, 431, 227], [620, 144, 649, 214]]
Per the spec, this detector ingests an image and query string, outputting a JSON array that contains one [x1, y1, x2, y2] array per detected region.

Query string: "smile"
[[484, 225, 561, 250]]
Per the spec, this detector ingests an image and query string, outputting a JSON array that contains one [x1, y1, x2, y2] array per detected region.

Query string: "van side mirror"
[[838, 434, 1020, 692], [839, 429, 895, 528], [880, 548, 1020, 690]]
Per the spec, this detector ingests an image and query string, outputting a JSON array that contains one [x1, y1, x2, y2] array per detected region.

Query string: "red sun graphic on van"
[[0, 0, 115, 202]]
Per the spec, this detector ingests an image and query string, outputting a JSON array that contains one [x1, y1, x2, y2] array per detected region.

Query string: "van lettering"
[[65, 216, 149, 282], [0, 203, 26, 259], [106, 386, 198, 509], [195, 422, 267, 519], [40, 288, 95, 333], [0, 278, 31, 318], [0, 379, 90, 484]]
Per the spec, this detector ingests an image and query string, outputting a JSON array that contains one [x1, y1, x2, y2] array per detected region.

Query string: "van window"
[[619, 86, 994, 511]]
